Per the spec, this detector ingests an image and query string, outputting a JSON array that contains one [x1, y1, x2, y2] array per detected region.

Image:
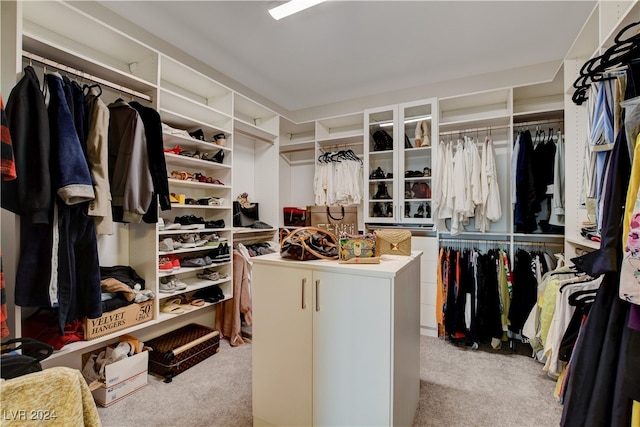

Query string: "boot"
[[414, 203, 424, 218], [374, 183, 391, 199]]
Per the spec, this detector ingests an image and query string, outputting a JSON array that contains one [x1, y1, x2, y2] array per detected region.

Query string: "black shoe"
[[189, 129, 205, 141], [405, 134, 412, 148], [373, 202, 383, 217], [212, 149, 225, 164], [250, 220, 273, 229], [414, 203, 425, 218], [370, 167, 385, 179], [374, 183, 391, 199], [204, 219, 225, 229]]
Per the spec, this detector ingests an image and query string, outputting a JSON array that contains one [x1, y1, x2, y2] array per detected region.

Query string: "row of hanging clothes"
[[313, 148, 363, 206], [432, 134, 502, 235], [512, 125, 565, 234], [521, 265, 601, 399], [436, 240, 560, 351], [1, 62, 170, 341], [560, 21, 640, 427]]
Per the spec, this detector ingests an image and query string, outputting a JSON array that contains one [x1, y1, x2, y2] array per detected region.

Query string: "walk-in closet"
[[1, 1, 639, 426]]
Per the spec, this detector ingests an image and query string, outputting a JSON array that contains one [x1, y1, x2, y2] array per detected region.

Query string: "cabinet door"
[[399, 99, 435, 225], [252, 264, 313, 427], [312, 271, 392, 426], [364, 105, 398, 222]]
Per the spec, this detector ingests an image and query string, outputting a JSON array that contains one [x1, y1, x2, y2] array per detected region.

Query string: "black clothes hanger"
[[83, 83, 102, 98], [572, 21, 640, 105]]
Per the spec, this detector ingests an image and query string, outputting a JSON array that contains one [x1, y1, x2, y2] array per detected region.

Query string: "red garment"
[[0, 95, 17, 181], [22, 311, 84, 350], [1, 251, 9, 338]]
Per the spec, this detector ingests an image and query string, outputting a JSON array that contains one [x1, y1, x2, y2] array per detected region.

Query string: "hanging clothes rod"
[[439, 238, 509, 246], [22, 51, 153, 102], [514, 240, 564, 247], [439, 118, 564, 137], [320, 141, 362, 151]]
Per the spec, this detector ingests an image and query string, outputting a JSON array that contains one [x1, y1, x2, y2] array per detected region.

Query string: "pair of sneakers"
[[159, 255, 181, 271], [159, 275, 188, 293]]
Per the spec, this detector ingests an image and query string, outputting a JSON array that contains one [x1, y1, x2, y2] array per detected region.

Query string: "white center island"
[[251, 251, 422, 427]]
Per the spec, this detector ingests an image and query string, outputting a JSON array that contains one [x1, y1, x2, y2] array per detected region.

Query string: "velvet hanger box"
[[83, 299, 154, 340]]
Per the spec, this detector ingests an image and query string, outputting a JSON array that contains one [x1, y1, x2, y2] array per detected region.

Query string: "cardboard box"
[[82, 348, 149, 407], [84, 300, 154, 340]]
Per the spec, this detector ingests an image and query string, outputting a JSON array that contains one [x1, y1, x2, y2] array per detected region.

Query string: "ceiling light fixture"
[[268, 0, 326, 20]]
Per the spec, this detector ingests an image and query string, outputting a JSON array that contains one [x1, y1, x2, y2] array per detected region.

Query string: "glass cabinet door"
[[364, 106, 398, 223], [399, 100, 435, 225]]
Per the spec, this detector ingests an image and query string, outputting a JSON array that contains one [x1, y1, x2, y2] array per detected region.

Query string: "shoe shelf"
[[157, 298, 229, 322], [158, 261, 231, 278], [164, 152, 231, 171], [159, 246, 222, 256], [159, 227, 228, 236], [22, 2, 158, 91], [160, 108, 231, 139], [169, 204, 228, 210], [167, 178, 230, 189], [158, 278, 231, 301], [163, 132, 232, 154]]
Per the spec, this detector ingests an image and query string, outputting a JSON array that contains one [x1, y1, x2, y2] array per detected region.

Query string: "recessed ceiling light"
[[268, 0, 326, 20]]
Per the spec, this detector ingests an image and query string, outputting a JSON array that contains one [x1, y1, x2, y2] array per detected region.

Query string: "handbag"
[[0, 338, 54, 380], [339, 233, 379, 264], [280, 227, 339, 261], [233, 201, 259, 227], [374, 229, 412, 257], [283, 207, 307, 227], [306, 205, 357, 236]]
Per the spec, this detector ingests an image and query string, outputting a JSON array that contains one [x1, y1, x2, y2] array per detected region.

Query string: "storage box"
[[146, 323, 220, 383], [84, 300, 154, 340], [82, 347, 149, 407]]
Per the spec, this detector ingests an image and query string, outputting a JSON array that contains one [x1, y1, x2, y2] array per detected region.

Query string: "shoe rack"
[[157, 53, 234, 322]]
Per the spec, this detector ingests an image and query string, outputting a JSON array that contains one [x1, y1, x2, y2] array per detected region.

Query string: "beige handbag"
[[374, 229, 412, 256]]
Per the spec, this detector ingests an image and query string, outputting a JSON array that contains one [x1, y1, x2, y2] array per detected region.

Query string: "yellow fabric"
[[623, 133, 640, 249], [554, 362, 566, 399], [540, 278, 560, 347], [0, 366, 101, 426], [436, 247, 444, 336], [632, 401, 640, 427]]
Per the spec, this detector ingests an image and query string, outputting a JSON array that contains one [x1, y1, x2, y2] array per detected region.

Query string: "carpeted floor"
[[97, 335, 563, 427]]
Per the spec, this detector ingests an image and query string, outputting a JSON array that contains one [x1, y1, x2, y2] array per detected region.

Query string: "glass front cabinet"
[[364, 99, 436, 225]]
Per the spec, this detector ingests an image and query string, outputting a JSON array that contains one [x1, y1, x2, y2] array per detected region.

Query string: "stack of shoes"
[[159, 218, 182, 230], [193, 286, 225, 303], [580, 225, 601, 242]]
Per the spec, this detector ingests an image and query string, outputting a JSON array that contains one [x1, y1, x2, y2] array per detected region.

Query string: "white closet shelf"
[[160, 106, 232, 135], [158, 261, 231, 278], [22, 34, 157, 95], [167, 178, 230, 189], [234, 120, 278, 143], [566, 236, 600, 250], [168, 204, 228, 210], [157, 296, 230, 322], [158, 278, 231, 299], [164, 152, 231, 171], [163, 133, 231, 153], [438, 115, 511, 134], [159, 228, 230, 236]]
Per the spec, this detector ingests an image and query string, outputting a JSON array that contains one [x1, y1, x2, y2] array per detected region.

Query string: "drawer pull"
[[301, 278, 307, 309]]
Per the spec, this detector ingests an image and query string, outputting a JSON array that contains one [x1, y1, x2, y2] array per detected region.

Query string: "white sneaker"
[[168, 275, 188, 290], [159, 238, 175, 252], [159, 277, 176, 293]]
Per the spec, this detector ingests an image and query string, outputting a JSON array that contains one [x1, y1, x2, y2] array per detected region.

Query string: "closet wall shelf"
[[159, 262, 231, 279], [164, 153, 231, 171], [160, 108, 232, 136], [279, 141, 316, 154], [234, 124, 277, 144], [169, 204, 228, 210], [159, 228, 229, 236], [167, 178, 229, 189], [159, 245, 224, 256], [158, 278, 231, 299], [162, 133, 232, 154], [316, 135, 364, 147], [160, 89, 233, 129], [438, 115, 510, 134], [157, 296, 230, 322], [566, 236, 600, 250], [22, 50, 154, 102]]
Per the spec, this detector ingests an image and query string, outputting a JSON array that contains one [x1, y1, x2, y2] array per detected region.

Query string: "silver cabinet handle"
[[301, 278, 307, 309], [315, 280, 320, 312]]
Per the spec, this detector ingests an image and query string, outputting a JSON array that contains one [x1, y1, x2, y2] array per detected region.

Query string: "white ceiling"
[[97, 1, 596, 113]]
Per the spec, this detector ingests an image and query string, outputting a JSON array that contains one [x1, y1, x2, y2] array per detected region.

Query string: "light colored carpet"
[[97, 336, 563, 427]]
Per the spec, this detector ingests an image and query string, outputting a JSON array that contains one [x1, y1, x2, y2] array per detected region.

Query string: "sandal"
[[206, 177, 224, 185], [160, 298, 185, 314]]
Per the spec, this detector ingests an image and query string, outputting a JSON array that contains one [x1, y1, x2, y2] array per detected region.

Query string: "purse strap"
[[281, 227, 339, 260], [326, 206, 345, 221]]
